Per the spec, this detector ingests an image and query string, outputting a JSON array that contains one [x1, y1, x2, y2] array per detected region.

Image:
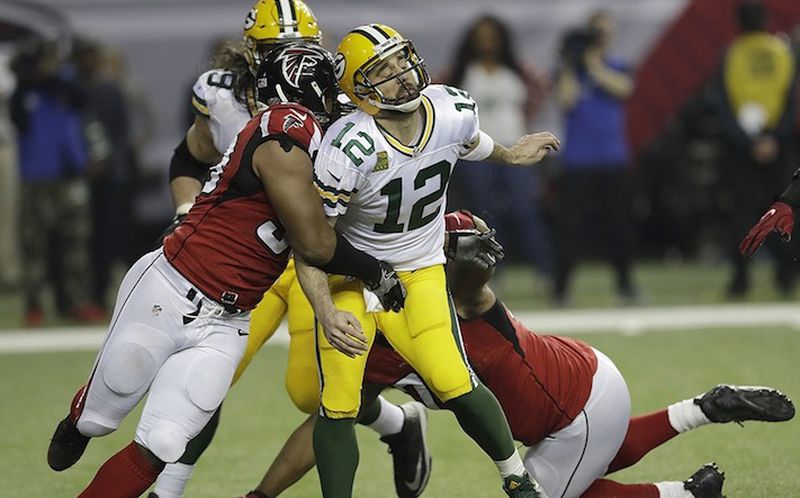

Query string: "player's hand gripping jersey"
[[314, 84, 482, 270], [164, 103, 322, 310]]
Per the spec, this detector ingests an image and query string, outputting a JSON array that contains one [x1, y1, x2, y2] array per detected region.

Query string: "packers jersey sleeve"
[[313, 118, 369, 218], [192, 69, 255, 154], [432, 86, 482, 159]]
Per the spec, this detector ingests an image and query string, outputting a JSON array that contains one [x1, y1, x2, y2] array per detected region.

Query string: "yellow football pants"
[[232, 259, 322, 414], [317, 264, 475, 419]]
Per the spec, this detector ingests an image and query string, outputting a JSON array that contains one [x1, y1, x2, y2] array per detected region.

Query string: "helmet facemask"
[[302, 81, 341, 129], [354, 41, 430, 113]]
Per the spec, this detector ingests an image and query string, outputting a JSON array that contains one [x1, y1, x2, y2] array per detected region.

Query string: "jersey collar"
[[376, 95, 435, 157]]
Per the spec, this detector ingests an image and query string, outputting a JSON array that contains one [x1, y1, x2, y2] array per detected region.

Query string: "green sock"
[[179, 405, 221, 464], [313, 416, 359, 498], [444, 383, 516, 460]]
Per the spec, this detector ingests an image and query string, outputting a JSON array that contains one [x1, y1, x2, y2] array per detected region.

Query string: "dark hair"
[[449, 14, 522, 87], [210, 41, 255, 107], [737, 0, 767, 32]]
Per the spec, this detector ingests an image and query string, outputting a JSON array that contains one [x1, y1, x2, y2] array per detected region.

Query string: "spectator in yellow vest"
[[715, 0, 798, 298]]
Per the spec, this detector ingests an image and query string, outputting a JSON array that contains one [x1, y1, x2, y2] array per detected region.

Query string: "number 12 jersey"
[[313, 84, 482, 271]]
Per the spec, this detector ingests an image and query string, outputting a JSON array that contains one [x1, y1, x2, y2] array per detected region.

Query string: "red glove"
[[444, 209, 477, 232], [739, 201, 795, 257]]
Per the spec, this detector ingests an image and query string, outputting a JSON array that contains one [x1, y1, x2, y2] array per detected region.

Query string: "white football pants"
[[74, 249, 250, 463], [523, 348, 631, 498]]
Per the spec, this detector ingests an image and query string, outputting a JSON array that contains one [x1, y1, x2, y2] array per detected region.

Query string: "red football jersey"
[[366, 300, 598, 446], [164, 103, 323, 310]]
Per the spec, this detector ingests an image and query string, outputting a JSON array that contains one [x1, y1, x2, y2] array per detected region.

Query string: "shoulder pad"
[[192, 69, 238, 117], [259, 104, 323, 154]]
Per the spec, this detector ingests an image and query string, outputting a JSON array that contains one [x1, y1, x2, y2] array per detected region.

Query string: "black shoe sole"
[[697, 385, 795, 423]]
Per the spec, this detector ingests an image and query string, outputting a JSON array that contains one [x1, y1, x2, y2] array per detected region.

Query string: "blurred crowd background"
[[2, 0, 800, 327]]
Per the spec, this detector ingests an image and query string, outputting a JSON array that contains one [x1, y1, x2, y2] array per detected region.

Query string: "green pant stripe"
[[447, 292, 477, 387], [313, 316, 329, 418]]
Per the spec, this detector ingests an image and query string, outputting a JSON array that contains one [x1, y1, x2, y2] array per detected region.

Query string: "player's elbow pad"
[[169, 138, 212, 183], [461, 130, 494, 162]]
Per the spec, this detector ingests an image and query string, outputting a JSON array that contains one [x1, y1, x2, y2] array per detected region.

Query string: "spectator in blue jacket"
[[553, 10, 638, 306], [10, 37, 105, 326]]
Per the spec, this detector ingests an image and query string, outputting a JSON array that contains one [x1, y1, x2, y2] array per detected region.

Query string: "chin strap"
[[368, 95, 422, 113]]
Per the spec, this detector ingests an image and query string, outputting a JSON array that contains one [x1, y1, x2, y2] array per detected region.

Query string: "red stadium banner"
[[626, 0, 800, 157]]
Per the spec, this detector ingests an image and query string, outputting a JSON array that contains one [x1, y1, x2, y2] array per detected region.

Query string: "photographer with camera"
[[552, 9, 638, 307]]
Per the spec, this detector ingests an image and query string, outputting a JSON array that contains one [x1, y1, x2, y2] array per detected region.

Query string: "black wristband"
[[169, 137, 212, 182], [317, 232, 381, 284], [778, 168, 800, 209]]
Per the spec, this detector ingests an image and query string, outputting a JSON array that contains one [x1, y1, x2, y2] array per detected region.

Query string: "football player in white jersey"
[[302, 24, 559, 498], [153, 3, 431, 498], [167, 0, 321, 217]]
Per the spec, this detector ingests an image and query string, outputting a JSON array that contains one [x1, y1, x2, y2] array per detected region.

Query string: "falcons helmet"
[[255, 42, 340, 128]]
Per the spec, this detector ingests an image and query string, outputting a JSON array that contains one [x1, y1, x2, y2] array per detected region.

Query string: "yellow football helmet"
[[335, 24, 430, 115], [243, 0, 321, 73]]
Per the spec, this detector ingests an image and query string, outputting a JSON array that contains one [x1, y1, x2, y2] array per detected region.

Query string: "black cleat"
[[147, 494, 159, 498], [380, 401, 432, 498], [683, 462, 725, 498], [694, 385, 795, 424], [47, 415, 90, 471], [502, 472, 547, 498]]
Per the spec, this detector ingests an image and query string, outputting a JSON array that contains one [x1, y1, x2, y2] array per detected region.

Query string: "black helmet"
[[256, 42, 340, 127]]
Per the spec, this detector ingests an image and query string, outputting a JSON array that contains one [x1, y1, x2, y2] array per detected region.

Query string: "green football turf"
[[1, 259, 796, 329], [2, 327, 798, 497]]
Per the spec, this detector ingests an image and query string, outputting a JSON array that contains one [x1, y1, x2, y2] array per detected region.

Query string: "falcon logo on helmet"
[[276, 46, 325, 88], [256, 42, 341, 129]]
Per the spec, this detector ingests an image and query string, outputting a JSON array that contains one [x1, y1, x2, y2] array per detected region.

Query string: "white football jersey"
[[314, 84, 481, 271], [191, 69, 258, 154]]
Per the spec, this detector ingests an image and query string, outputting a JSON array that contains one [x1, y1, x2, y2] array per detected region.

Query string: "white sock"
[[152, 462, 195, 498], [667, 399, 710, 433], [366, 396, 405, 437], [494, 450, 526, 478], [655, 481, 693, 498]]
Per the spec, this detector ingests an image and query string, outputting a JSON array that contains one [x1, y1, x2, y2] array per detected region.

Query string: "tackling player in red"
[[45, 43, 404, 498], [238, 210, 794, 498], [154, 4, 433, 497]]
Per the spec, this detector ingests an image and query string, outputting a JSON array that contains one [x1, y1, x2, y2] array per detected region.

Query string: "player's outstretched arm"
[[740, 170, 800, 257], [490, 132, 560, 166], [462, 130, 560, 167]]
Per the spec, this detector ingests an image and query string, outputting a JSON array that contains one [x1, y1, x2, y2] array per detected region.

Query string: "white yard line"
[[1, 302, 799, 355]]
